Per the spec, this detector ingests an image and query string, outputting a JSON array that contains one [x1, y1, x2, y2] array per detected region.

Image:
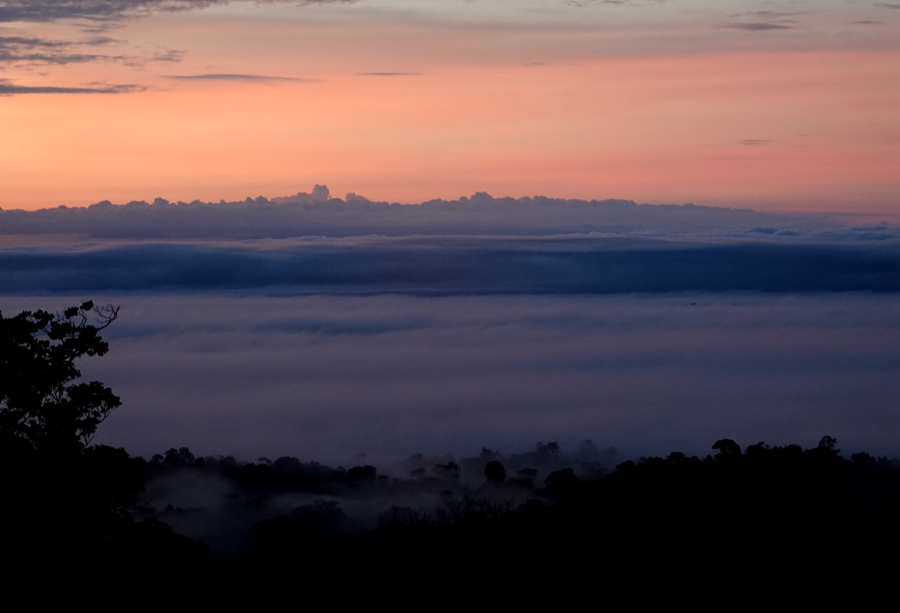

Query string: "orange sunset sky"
[[1, 0, 897, 212]]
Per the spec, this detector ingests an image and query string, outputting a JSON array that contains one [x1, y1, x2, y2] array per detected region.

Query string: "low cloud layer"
[[2, 237, 899, 294]]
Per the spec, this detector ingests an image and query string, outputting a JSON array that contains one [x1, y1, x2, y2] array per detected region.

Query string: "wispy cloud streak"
[[166, 73, 317, 82], [0, 78, 144, 93], [0, 0, 357, 23], [725, 23, 792, 31], [0, 33, 103, 64], [356, 72, 423, 77]]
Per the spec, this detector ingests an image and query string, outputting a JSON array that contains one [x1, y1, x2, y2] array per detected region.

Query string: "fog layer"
[[2, 293, 895, 463]]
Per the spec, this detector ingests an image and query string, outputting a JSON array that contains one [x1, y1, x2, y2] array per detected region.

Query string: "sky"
[[0, 0, 897, 212]]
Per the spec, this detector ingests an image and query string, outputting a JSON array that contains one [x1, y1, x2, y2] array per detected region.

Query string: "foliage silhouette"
[[484, 460, 507, 485], [0, 300, 120, 455]]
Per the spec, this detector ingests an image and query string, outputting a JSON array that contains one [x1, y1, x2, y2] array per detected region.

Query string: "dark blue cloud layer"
[[3, 239, 898, 294]]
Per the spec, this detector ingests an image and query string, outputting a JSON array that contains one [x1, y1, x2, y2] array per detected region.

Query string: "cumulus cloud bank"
[[0, 186, 853, 238]]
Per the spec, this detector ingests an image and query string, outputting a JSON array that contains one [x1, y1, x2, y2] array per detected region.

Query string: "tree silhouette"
[[484, 460, 507, 485], [712, 438, 742, 459], [0, 300, 120, 455]]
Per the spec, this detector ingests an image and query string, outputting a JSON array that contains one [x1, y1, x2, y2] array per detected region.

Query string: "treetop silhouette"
[[0, 300, 120, 455]]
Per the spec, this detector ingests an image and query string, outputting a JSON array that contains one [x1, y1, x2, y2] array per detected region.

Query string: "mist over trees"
[[81, 432, 900, 594]]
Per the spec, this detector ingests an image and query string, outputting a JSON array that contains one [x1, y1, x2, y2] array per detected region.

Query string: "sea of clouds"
[[2, 189, 898, 463]]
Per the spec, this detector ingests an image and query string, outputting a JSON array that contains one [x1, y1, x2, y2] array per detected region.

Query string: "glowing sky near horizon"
[[0, 0, 897, 212]]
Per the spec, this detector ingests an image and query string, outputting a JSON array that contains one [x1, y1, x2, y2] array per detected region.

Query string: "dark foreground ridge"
[[3, 302, 899, 598]]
